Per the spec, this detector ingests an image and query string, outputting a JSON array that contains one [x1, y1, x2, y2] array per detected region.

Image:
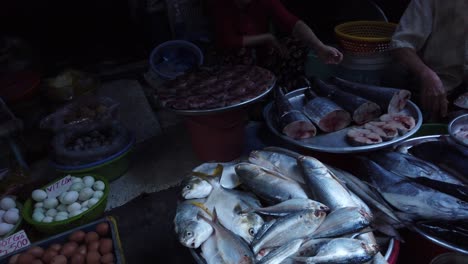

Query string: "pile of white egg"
[[31, 176, 105, 223], [0, 196, 20, 236]]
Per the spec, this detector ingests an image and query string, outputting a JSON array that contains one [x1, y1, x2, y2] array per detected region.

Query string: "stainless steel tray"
[[168, 79, 276, 116], [448, 113, 468, 147], [263, 88, 423, 153]]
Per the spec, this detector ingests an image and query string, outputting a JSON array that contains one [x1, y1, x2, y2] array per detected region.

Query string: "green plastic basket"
[[21, 173, 109, 234], [0, 200, 23, 240]]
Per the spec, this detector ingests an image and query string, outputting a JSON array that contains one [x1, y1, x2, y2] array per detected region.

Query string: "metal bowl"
[[448, 113, 468, 147]]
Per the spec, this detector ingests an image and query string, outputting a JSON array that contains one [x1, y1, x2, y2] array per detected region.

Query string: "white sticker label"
[[0, 230, 31, 257], [45, 175, 73, 198]]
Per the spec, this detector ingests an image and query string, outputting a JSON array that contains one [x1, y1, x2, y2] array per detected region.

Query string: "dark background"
[[0, 0, 411, 76]]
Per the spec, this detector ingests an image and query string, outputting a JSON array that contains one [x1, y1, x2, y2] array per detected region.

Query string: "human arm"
[[292, 20, 343, 64]]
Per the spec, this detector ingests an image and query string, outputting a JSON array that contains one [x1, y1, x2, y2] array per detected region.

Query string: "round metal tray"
[[263, 88, 423, 153], [167, 79, 276, 116], [448, 113, 468, 147]]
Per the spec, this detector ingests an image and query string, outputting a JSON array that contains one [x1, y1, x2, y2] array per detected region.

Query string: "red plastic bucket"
[[184, 109, 247, 162]]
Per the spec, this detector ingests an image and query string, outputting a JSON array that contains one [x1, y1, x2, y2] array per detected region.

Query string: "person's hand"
[[316, 45, 343, 64], [419, 69, 448, 120], [266, 33, 288, 59]]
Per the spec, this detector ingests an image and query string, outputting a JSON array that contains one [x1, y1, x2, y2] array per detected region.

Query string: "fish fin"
[[263, 146, 302, 159], [350, 228, 376, 239], [233, 204, 244, 215], [190, 201, 213, 218], [259, 166, 298, 182]]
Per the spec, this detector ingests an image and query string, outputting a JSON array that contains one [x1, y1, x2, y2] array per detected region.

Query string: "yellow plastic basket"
[[335, 21, 398, 54]]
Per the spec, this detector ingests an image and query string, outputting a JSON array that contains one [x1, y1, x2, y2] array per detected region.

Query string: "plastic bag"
[[40, 95, 119, 132], [52, 122, 131, 166]]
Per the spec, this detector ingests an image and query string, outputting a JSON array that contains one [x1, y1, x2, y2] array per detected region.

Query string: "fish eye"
[[185, 185, 191, 189], [186, 231, 192, 237], [249, 228, 255, 236]]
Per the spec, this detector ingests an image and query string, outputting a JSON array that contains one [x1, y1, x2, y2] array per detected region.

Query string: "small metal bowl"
[[448, 113, 468, 147]]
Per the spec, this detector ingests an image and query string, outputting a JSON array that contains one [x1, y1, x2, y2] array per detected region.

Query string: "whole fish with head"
[[298, 155, 357, 210], [204, 186, 264, 244], [252, 209, 327, 255], [310, 206, 372, 239], [235, 163, 309, 204], [198, 210, 255, 264], [356, 157, 468, 221], [174, 199, 213, 248], [248, 149, 305, 184], [293, 237, 379, 264], [201, 235, 225, 264], [368, 151, 464, 185], [242, 198, 329, 217], [181, 176, 213, 199], [256, 239, 303, 264]]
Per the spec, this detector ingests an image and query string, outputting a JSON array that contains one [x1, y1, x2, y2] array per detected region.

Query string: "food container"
[[448, 113, 468, 147], [0, 216, 125, 264], [51, 136, 135, 182], [21, 174, 109, 234], [430, 252, 468, 264], [0, 200, 23, 240]]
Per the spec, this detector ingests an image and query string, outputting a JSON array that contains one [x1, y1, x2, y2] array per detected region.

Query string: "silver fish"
[[204, 187, 264, 244], [201, 235, 225, 264], [174, 199, 213, 248], [198, 210, 255, 264], [298, 156, 356, 210], [181, 176, 213, 199], [248, 150, 305, 184], [235, 163, 308, 204], [293, 238, 379, 264], [252, 209, 327, 254], [257, 239, 303, 264], [311, 206, 372, 239], [243, 198, 329, 217], [357, 157, 468, 221], [295, 238, 332, 257], [219, 160, 242, 189], [251, 219, 277, 248]]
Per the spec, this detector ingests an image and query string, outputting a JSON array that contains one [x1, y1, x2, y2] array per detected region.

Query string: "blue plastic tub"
[[149, 40, 203, 80], [51, 136, 135, 182]]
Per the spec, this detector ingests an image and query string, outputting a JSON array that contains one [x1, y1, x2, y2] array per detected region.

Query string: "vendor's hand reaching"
[[419, 69, 448, 120], [316, 45, 343, 64]]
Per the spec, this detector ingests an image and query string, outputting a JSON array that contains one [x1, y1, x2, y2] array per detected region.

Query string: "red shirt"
[[210, 0, 299, 50]]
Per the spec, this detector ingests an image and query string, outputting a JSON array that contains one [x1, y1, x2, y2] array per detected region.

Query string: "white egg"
[[81, 207, 89, 212], [56, 211, 68, 217], [0, 197, 16, 210], [92, 191, 104, 200], [34, 207, 45, 214], [0, 210, 5, 219], [45, 209, 57, 217], [69, 210, 82, 218], [92, 181, 105, 191], [3, 210, 19, 224], [56, 204, 67, 212], [32, 212, 45, 222], [58, 192, 67, 202], [78, 188, 94, 201], [8, 208, 19, 214], [0, 223, 13, 235], [67, 202, 81, 213], [54, 214, 68, 221], [83, 176, 95, 187], [31, 189, 47, 202], [61, 191, 79, 205], [42, 216, 53, 223], [88, 198, 99, 207], [81, 200, 89, 208], [72, 177, 83, 184], [34, 202, 44, 208], [43, 198, 59, 209], [69, 182, 85, 192]]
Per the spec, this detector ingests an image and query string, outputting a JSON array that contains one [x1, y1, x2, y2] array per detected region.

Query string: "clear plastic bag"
[[52, 122, 130, 166], [40, 95, 119, 133]]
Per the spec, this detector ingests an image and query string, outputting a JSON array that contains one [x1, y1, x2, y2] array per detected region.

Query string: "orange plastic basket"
[[335, 21, 398, 55]]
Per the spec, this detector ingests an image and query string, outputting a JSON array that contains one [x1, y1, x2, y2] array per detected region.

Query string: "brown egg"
[[50, 255, 67, 264], [7, 254, 19, 264], [77, 244, 87, 255], [49, 244, 62, 252], [69, 230, 86, 243], [95, 222, 109, 236], [60, 241, 78, 257], [16, 253, 35, 264], [41, 249, 58, 263], [31, 260, 44, 264], [27, 246, 45, 258], [84, 231, 99, 244], [86, 251, 101, 264], [99, 238, 113, 255], [87, 240, 100, 252], [100, 253, 114, 263], [70, 253, 85, 264]]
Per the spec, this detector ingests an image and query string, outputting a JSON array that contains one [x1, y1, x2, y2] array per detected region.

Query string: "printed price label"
[[46, 175, 73, 198], [0, 230, 31, 257]]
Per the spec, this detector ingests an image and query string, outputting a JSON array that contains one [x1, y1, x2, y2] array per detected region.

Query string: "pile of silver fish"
[[174, 147, 399, 264]]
